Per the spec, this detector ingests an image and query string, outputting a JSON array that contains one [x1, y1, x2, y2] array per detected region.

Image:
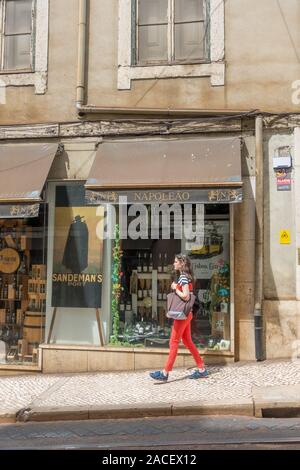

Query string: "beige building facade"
[[0, 0, 299, 373]]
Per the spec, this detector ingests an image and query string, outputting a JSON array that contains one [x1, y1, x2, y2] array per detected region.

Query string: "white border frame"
[[0, 0, 49, 94], [118, 0, 225, 90]]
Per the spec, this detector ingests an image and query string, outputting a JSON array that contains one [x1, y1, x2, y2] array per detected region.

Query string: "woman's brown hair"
[[175, 253, 195, 285]]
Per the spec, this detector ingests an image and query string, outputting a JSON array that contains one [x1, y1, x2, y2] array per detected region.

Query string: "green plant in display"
[[209, 261, 230, 323], [110, 224, 122, 344]]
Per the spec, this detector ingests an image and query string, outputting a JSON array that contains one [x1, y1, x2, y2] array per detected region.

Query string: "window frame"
[[0, 0, 49, 94], [0, 0, 35, 73], [118, 0, 225, 90], [134, 0, 210, 67]]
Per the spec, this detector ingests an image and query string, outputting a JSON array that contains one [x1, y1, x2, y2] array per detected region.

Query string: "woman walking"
[[150, 254, 208, 381]]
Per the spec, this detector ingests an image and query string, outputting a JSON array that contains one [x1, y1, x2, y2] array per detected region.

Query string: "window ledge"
[[118, 62, 225, 90], [0, 71, 47, 94]]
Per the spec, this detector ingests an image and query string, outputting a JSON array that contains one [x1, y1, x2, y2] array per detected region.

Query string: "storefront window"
[[46, 183, 107, 346], [113, 203, 231, 352], [0, 205, 47, 365]]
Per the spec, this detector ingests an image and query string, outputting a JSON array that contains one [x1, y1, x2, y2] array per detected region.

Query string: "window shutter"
[[3, 0, 33, 71]]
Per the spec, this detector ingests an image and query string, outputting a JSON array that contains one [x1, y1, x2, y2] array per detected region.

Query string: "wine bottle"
[[3, 279, 8, 299], [137, 252, 142, 273], [18, 254, 27, 274], [143, 252, 148, 273], [138, 280, 143, 300], [18, 284, 23, 301], [163, 253, 168, 273], [12, 275, 17, 299], [157, 280, 163, 300], [119, 294, 125, 313], [143, 286, 148, 298], [158, 253, 162, 273], [162, 280, 167, 300], [149, 253, 153, 273]]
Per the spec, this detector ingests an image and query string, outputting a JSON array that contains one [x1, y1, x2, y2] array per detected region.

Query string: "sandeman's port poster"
[[52, 185, 104, 308]]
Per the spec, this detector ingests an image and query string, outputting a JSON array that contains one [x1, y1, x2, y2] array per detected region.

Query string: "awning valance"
[[0, 143, 58, 204], [85, 137, 242, 191]]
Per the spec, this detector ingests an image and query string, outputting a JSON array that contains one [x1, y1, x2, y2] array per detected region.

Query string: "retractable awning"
[[0, 143, 58, 217], [85, 137, 243, 204]]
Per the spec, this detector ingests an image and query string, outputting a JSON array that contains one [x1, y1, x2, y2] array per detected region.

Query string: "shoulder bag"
[[166, 291, 196, 320]]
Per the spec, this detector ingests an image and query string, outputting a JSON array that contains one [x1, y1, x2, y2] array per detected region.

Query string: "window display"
[[186, 219, 231, 351], [111, 204, 231, 351], [0, 209, 47, 365]]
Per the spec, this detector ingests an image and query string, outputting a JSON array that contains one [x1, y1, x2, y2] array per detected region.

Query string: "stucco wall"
[[264, 132, 296, 300], [1, 0, 300, 125], [0, 0, 78, 125]]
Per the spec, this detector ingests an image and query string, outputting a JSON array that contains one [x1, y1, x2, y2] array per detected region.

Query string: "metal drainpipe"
[[76, 0, 87, 108], [254, 115, 265, 361]]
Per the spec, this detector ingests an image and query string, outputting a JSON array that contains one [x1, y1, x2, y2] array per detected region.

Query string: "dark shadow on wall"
[[47, 148, 70, 180]]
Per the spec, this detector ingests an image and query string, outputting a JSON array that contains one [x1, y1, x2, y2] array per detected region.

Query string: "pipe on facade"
[[76, 104, 255, 118], [254, 115, 265, 361], [75, 0, 254, 118], [76, 0, 88, 108]]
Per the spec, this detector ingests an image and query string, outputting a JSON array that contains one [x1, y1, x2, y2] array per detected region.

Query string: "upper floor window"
[[135, 0, 209, 65], [0, 0, 35, 72]]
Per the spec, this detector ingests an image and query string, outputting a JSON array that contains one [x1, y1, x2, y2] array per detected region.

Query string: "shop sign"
[[0, 204, 40, 219], [0, 248, 20, 273], [85, 188, 243, 205], [52, 204, 105, 309]]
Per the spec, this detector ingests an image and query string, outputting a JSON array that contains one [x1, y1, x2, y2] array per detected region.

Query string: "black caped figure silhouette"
[[62, 215, 89, 272]]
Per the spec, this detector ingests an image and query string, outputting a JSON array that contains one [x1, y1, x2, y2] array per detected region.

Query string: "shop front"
[[0, 136, 242, 373], [0, 136, 243, 372], [83, 137, 242, 362], [0, 143, 59, 370]]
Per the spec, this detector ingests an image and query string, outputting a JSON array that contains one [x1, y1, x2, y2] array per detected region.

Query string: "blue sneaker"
[[189, 368, 209, 379], [149, 370, 168, 381]]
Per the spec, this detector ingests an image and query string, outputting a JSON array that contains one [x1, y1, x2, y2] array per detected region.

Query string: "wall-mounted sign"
[[280, 230, 291, 244], [275, 168, 292, 191], [85, 188, 243, 205], [0, 248, 20, 273], [277, 177, 291, 191], [0, 204, 40, 219]]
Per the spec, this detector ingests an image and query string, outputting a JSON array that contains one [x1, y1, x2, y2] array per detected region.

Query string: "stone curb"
[[1, 401, 300, 424], [253, 401, 300, 418], [1, 399, 254, 423], [0, 411, 17, 424], [252, 384, 300, 417], [173, 398, 254, 417]]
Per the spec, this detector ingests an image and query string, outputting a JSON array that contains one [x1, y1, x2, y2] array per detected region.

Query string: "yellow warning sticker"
[[280, 230, 291, 244]]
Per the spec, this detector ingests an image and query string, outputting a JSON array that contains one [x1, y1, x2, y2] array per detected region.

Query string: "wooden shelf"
[[135, 271, 152, 279], [157, 273, 172, 279]]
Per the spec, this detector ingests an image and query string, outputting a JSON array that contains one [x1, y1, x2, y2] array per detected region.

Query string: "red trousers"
[[164, 312, 204, 373]]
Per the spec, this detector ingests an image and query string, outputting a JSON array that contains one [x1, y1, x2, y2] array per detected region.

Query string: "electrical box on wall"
[[273, 146, 292, 169], [273, 155, 292, 169]]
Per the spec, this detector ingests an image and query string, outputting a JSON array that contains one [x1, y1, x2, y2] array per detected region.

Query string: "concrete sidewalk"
[[1, 359, 300, 424]]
